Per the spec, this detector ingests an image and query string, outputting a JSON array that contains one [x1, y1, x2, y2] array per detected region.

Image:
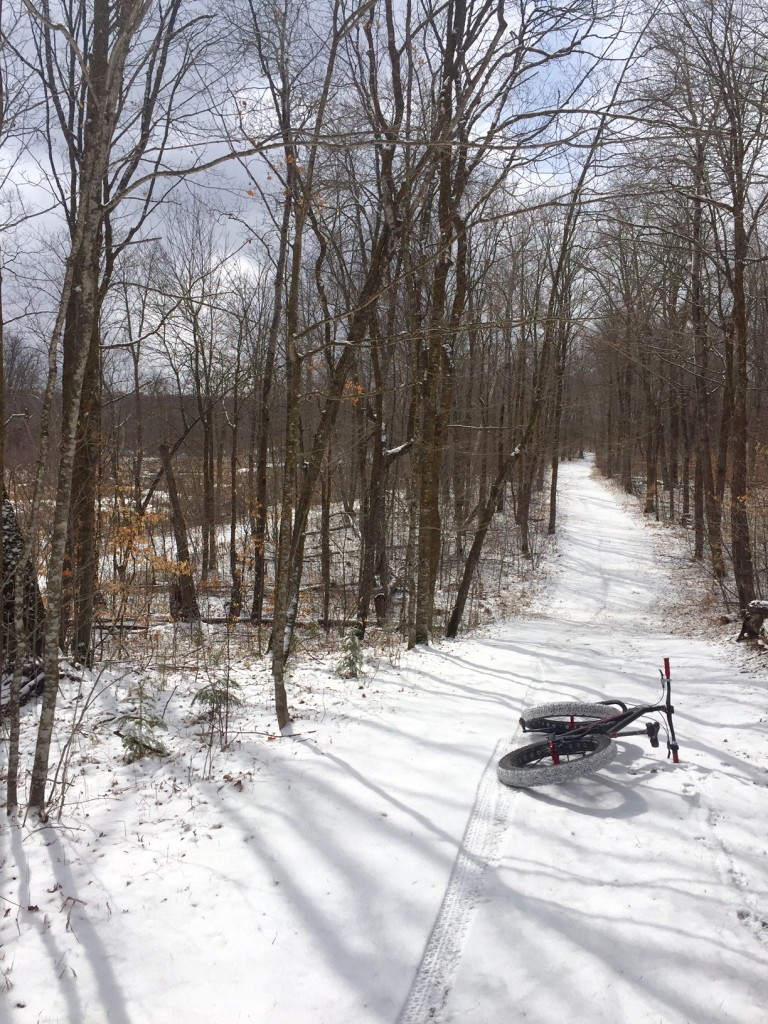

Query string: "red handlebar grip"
[[663, 657, 670, 679]]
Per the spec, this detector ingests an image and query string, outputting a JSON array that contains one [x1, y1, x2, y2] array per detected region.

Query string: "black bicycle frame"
[[536, 657, 680, 763]]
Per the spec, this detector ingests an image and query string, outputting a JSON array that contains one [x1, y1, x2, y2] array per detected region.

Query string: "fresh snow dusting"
[[2, 456, 768, 1024]]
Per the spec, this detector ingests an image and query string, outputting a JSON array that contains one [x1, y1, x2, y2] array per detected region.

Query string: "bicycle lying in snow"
[[497, 658, 680, 787]]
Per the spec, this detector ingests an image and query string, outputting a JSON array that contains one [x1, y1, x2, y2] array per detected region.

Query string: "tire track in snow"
[[396, 736, 514, 1024]]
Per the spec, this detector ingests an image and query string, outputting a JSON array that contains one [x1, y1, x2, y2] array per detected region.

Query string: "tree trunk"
[[619, 361, 633, 494], [29, 0, 154, 813], [228, 374, 242, 623], [689, 143, 724, 582], [251, 198, 290, 623], [3, 498, 47, 812], [548, 324, 569, 535], [321, 469, 331, 628], [694, 453, 704, 560], [159, 444, 200, 623], [69, 312, 101, 664], [729, 207, 756, 606]]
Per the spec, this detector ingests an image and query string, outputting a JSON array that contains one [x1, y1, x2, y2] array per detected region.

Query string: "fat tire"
[[497, 733, 617, 788], [521, 701, 617, 733]]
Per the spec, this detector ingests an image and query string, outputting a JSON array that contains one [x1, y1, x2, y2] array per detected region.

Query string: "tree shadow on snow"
[[519, 759, 650, 819]]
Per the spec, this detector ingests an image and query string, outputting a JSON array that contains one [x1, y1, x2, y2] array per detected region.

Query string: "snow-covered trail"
[[431, 463, 768, 1024], [3, 459, 768, 1024]]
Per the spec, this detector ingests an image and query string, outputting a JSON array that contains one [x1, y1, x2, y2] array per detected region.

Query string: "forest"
[[2, 0, 768, 816]]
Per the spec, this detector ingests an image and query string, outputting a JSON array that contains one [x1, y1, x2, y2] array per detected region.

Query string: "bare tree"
[[20, 0, 262, 812]]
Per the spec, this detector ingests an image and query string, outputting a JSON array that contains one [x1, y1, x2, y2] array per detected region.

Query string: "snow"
[[383, 440, 412, 460], [3, 457, 768, 1023]]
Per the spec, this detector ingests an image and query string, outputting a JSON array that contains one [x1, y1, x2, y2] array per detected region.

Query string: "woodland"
[[1, 0, 768, 817]]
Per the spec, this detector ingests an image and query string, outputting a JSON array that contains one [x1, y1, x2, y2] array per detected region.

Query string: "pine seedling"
[[116, 679, 168, 763], [192, 675, 243, 749], [337, 628, 364, 679]]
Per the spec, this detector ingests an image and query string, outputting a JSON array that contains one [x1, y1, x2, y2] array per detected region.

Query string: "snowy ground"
[[2, 457, 767, 1024]]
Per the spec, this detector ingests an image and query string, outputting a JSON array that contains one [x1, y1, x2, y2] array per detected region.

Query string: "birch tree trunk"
[[28, 0, 154, 813]]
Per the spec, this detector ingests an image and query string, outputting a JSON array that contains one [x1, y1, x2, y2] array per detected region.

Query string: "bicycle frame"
[[522, 657, 680, 764]]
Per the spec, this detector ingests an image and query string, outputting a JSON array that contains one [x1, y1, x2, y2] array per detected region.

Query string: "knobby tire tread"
[[521, 701, 617, 732], [497, 733, 617, 787]]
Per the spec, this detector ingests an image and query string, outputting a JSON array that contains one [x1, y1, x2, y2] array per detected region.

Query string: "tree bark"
[[29, 0, 155, 813], [158, 444, 200, 623]]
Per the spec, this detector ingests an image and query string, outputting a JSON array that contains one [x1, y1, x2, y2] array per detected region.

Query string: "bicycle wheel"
[[521, 701, 618, 734], [497, 734, 617, 788]]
